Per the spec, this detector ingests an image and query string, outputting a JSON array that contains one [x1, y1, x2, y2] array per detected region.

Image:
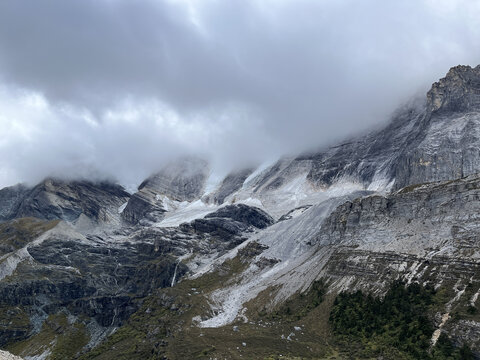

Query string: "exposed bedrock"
[[0, 179, 130, 224], [122, 157, 209, 224]]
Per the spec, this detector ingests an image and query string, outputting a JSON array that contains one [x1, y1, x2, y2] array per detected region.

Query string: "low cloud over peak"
[[0, 0, 479, 188]]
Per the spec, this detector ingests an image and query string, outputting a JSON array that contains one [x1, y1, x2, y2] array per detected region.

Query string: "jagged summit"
[[0, 178, 130, 224], [394, 64, 480, 188], [427, 64, 480, 113]]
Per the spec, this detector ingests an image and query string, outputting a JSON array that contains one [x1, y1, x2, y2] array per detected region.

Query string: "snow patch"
[[117, 202, 128, 214], [155, 200, 221, 227], [0, 350, 24, 360]]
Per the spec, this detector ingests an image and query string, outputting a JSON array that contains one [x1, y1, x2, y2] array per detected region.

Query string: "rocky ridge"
[[1, 65, 480, 358], [0, 179, 130, 225], [122, 157, 209, 225]]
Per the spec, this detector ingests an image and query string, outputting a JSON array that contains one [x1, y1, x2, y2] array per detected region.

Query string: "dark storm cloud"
[[0, 0, 479, 188]]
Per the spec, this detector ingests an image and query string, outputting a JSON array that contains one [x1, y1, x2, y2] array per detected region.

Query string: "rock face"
[[0, 179, 130, 224], [394, 65, 480, 189], [208, 168, 254, 204], [3, 65, 480, 358], [138, 157, 209, 202], [0, 203, 272, 353], [302, 102, 422, 189], [122, 157, 209, 224], [0, 184, 29, 221], [204, 204, 274, 229], [120, 187, 166, 225], [318, 174, 480, 255], [427, 65, 480, 114], [184, 204, 274, 241], [248, 65, 480, 194], [304, 65, 480, 191], [312, 175, 480, 352], [0, 221, 184, 349]]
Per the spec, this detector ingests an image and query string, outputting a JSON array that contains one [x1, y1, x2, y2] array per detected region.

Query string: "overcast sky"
[[0, 0, 479, 189]]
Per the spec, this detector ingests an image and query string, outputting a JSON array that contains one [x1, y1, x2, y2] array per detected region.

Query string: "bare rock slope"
[[1, 65, 480, 358]]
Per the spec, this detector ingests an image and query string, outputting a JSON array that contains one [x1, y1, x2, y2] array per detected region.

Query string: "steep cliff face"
[[244, 65, 480, 195], [138, 157, 209, 202], [120, 187, 165, 225], [315, 175, 480, 352], [206, 168, 254, 205], [0, 179, 130, 224], [0, 185, 30, 221], [427, 65, 480, 114], [394, 65, 480, 189], [303, 102, 422, 190], [319, 176, 480, 254], [122, 157, 209, 224]]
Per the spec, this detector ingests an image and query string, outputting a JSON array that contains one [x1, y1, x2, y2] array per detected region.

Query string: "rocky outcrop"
[[122, 157, 209, 224], [0, 223, 185, 348], [0, 179, 130, 224], [208, 168, 254, 204], [318, 174, 480, 253], [0, 184, 29, 221], [204, 204, 274, 229], [427, 65, 480, 114], [182, 204, 274, 243], [394, 65, 480, 189], [120, 187, 165, 225]]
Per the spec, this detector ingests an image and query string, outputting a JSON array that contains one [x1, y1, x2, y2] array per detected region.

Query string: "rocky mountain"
[[122, 157, 209, 225], [0, 184, 30, 221], [1, 65, 480, 359], [0, 179, 130, 225]]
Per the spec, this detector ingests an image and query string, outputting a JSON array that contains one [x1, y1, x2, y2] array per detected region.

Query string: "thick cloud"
[[0, 0, 479, 188]]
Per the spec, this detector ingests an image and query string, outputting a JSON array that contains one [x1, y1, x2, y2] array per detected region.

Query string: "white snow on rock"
[[155, 200, 221, 227], [148, 156, 392, 229], [117, 201, 128, 214], [0, 350, 23, 360]]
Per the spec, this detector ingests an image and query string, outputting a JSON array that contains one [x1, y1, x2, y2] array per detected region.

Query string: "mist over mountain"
[[2, 64, 480, 359], [1, 0, 480, 188], [3, 2, 480, 360]]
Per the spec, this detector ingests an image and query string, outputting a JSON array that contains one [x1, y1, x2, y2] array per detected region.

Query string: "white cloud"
[[0, 0, 479, 188]]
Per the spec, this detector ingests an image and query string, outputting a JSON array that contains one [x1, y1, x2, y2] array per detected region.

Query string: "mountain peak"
[[427, 64, 480, 113]]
